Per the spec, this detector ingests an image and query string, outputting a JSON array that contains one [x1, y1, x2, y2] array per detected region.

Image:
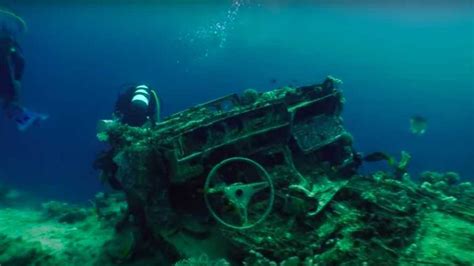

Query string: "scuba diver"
[[0, 9, 47, 131], [94, 84, 174, 259], [96, 84, 161, 189], [96, 84, 161, 139], [95, 84, 161, 190], [113, 84, 161, 127]]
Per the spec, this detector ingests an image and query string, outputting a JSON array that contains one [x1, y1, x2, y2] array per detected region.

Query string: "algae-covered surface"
[[416, 211, 474, 264], [1, 175, 473, 265], [0, 203, 114, 265]]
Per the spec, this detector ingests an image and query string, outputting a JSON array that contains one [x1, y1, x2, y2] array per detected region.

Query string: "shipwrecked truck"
[[95, 77, 362, 262]]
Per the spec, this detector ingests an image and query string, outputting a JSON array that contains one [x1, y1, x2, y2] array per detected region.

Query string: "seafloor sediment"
[[1, 171, 473, 265], [1, 78, 473, 265]]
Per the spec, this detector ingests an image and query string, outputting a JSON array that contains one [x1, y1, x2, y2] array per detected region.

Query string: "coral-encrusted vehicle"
[[95, 76, 360, 261]]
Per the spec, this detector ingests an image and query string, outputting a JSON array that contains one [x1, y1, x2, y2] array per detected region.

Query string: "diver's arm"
[[114, 88, 135, 120], [4, 53, 21, 105], [11, 45, 25, 81]]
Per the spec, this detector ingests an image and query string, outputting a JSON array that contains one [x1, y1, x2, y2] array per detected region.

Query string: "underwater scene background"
[[0, 0, 473, 203]]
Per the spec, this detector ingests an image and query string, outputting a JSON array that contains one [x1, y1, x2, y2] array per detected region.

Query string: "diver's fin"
[[12, 108, 48, 131]]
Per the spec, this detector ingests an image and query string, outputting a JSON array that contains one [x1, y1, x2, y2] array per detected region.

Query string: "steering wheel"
[[204, 157, 274, 230]]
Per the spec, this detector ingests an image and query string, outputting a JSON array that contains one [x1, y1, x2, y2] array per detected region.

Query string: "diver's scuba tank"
[[130, 85, 151, 114], [108, 84, 160, 127]]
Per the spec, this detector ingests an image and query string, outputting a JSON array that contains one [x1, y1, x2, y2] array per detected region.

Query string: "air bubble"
[[180, 0, 246, 61]]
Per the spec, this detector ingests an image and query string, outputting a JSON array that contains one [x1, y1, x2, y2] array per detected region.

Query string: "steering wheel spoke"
[[206, 183, 226, 194], [243, 181, 269, 194], [237, 205, 249, 226]]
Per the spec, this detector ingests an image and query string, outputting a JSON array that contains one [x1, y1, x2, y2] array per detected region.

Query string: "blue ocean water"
[[0, 1, 472, 202]]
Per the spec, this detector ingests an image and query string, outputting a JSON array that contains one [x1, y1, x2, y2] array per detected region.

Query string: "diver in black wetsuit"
[[114, 84, 161, 127], [95, 84, 173, 257], [0, 25, 47, 130], [95, 84, 162, 190], [0, 27, 24, 113]]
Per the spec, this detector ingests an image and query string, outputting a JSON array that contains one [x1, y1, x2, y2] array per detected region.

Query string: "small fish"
[[269, 78, 277, 84], [363, 152, 391, 162], [363, 152, 396, 166], [410, 115, 427, 135]]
